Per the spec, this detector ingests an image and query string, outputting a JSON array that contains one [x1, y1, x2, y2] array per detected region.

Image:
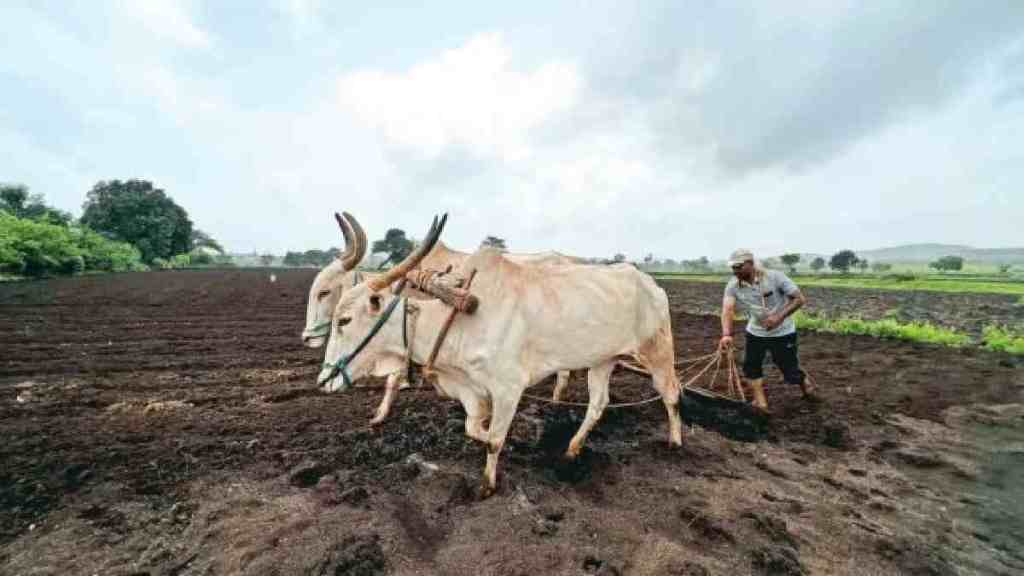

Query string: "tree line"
[[1, 180, 227, 277], [639, 250, 978, 275]]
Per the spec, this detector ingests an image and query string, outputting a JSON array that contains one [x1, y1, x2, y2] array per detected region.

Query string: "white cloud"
[[274, 0, 323, 32], [133, 65, 225, 127], [337, 33, 581, 163], [119, 0, 212, 49]]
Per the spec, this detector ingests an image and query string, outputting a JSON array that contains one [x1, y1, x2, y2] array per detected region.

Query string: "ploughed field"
[[1, 270, 1022, 575]]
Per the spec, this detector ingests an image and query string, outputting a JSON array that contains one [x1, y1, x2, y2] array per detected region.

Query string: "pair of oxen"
[[302, 212, 683, 496]]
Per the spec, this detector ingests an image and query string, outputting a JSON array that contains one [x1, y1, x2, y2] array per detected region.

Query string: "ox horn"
[[334, 212, 359, 270], [342, 211, 368, 267], [368, 213, 447, 292]]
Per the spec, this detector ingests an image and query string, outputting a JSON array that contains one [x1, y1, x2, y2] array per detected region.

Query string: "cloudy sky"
[[3, 1, 1023, 260]]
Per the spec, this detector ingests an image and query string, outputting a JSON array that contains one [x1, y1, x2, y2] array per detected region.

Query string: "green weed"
[[981, 325, 1024, 355], [794, 312, 971, 347]]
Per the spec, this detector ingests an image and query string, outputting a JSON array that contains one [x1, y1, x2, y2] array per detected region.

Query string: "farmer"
[[719, 249, 818, 413]]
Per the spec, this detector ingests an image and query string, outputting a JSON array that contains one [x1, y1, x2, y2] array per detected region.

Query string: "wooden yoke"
[[419, 268, 478, 381], [405, 268, 479, 314]]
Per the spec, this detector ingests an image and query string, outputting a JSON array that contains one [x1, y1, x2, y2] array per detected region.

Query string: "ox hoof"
[[478, 482, 497, 499], [668, 431, 684, 447]]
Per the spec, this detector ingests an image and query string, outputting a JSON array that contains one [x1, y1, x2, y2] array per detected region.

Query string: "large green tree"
[[829, 250, 859, 274], [780, 253, 801, 274], [80, 180, 193, 263]]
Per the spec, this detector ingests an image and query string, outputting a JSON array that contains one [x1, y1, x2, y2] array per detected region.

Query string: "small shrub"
[[191, 251, 214, 266], [73, 225, 144, 271], [0, 212, 83, 276], [171, 253, 191, 268], [886, 273, 918, 282]]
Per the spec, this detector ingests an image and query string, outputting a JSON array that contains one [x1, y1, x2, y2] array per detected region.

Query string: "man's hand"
[[719, 335, 734, 350], [761, 314, 782, 331]]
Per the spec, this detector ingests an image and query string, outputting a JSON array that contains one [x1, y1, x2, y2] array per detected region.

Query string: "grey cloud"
[[383, 144, 493, 192], [583, 2, 1024, 178]]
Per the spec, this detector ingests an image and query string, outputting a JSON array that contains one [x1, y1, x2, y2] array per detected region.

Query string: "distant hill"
[[857, 244, 1024, 264], [773, 244, 1024, 265]]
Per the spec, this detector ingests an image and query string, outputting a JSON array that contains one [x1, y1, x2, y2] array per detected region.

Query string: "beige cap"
[[728, 249, 754, 266]]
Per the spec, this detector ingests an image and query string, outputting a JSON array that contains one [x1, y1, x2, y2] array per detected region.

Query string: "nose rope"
[[321, 279, 408, 390]]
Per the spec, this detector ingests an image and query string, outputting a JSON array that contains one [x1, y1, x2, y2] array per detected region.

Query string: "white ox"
[[302, 212, 588, 423], [317, 215, 683, 496]]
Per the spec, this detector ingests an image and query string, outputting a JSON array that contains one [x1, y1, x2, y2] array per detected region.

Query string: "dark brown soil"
[[1, 270, 1022, 575]]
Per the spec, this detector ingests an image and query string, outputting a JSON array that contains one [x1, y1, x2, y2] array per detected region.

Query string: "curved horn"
[[334, 212, 358, 270], [368, 213, 447, 292], [342, 211, 368, 268]]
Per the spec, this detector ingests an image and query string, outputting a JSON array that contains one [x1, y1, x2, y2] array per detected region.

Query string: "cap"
[[728, 249, 754, 267]]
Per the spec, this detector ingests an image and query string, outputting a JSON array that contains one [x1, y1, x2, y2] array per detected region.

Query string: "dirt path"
[[2, 270, 1022, 575]]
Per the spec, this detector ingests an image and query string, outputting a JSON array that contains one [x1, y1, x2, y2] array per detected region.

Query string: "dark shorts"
[[743, 331, 805, 385]]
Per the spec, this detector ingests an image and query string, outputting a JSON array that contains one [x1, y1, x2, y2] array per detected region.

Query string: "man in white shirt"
[[719, 249, 818, 413]]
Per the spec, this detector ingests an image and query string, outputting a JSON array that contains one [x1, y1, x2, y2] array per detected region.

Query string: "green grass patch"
[[982, 326, 1024, 355], [794, 311, 971, 348], [652, 272, 1024, 297]]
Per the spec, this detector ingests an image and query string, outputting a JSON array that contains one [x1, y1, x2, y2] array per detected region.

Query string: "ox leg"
[[481, 389, 523, 498], [650, 362, 683, 447], [565, 361, 614, 459], [641, 332, 684, 447], [370, 372, 404, 425], [552, 370, 571, 402], [459, 388, 490, 444]]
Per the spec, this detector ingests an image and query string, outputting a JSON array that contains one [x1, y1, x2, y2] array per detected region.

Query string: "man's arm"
[[720, 294, 737, 348], [762, 274, 807, 330], [778, 290, 806, 320]]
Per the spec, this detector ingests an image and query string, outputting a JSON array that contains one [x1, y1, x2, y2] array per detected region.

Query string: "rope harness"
[[519, 351, 727, 408], [321, 279, 408, 391]]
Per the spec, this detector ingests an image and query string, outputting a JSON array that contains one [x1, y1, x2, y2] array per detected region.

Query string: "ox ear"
[[367, 293, 382, 314]]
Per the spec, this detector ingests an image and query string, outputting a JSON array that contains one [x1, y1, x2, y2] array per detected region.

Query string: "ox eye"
[[317, 289, 331, 300], [336, 317, 351, 330]]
